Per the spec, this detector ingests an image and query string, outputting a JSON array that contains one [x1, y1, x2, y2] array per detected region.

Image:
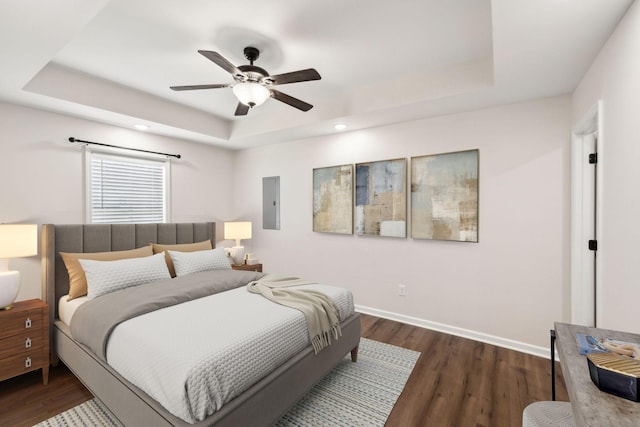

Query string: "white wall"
[[4, 0, 637, 354], [572, 0, 640, 332], [234, 95, 572, 351], [0, 101, 235, 302], [0, 84, 575, 353]]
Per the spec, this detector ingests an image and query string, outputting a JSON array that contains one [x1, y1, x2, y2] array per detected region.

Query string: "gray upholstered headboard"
[[41, 222, 216, 333]]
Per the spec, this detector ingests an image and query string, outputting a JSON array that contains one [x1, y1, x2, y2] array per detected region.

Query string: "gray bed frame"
[[41, 222, 361, 426]]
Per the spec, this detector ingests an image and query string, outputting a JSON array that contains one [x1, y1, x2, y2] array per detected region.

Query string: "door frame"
[[571, 100, 603, 326]]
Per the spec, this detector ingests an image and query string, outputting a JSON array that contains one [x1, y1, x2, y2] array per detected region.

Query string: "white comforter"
[[106, 284, 354, 423]]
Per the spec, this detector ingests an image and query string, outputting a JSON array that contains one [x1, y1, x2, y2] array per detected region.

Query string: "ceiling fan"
[[170, 46, 321, 116]]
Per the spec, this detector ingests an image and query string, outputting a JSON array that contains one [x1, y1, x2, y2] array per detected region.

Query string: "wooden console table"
[[554, 322, 640, 426]]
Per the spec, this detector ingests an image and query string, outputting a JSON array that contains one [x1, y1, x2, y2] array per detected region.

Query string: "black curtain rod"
[[68, 137, 181, 159]]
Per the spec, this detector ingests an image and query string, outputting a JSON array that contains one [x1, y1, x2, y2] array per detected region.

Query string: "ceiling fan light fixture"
[[233, 83, 270, 108], [171, 48, 320, 116]]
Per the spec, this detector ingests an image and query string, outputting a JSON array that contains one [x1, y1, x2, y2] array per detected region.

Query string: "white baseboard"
[[355, 304, 551, 359]]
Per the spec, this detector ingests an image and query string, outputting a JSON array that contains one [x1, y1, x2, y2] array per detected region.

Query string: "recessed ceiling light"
[[334, 123, 347, 131], [134, 124, 150, 131]]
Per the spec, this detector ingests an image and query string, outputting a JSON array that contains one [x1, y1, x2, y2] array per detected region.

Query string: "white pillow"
[[168, 247, 232, 277], [80, 252, 171, 300]]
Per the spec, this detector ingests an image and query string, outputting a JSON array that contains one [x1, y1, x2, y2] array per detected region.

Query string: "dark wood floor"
[[0, 314, 568, 427], [360, 314, 568, 426]]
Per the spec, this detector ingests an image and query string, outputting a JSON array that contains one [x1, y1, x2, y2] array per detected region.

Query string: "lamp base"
[[0, 270, 20, 310], [230, 246, 245, 266]]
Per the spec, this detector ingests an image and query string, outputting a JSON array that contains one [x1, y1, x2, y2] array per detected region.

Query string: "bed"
[[41, 222, 361, 426]]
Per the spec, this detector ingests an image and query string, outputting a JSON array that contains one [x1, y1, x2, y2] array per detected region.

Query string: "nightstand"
[[0, 299, 49, 385], [232, 263, 263, 272]]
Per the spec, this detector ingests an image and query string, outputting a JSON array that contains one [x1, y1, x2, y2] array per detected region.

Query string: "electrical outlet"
[[398, 284, 406, 296]]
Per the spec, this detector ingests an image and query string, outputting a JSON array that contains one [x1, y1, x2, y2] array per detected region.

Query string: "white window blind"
[[86, 149, 170, 224]]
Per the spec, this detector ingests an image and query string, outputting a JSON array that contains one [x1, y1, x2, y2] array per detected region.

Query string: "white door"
[[571, 102, 601, 327]]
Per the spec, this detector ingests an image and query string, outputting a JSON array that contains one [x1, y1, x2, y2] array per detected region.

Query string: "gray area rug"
[[35, 338, 420, 427]]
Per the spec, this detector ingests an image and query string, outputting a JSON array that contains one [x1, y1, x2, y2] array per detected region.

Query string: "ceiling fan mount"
[[236, 47, 269, 83], [170, 46, 321, 116], [243, 46, 260, 64]]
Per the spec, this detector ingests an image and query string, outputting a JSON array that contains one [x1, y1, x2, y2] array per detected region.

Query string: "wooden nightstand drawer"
[[232, 263, 263, 272], [0, 350, 45, 381], [0, 299, 49, 385], [0, 308, 43, 339], [0, 329, 43, 360]]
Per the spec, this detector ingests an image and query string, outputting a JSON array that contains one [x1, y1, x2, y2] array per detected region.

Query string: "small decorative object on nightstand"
[[232, 263, 263, 273], [245, 253, 259, 265], [0, 299, 49, 384]]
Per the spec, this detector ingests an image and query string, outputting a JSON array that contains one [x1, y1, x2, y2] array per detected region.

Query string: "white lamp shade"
[[232, 83, 270, 107], [0, 224, 38, 259], [224, 221, 252, 242]]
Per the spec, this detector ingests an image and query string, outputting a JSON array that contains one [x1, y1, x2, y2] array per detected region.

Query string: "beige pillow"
[[150, 240, 213, 277], [61, 246, 154, 301]]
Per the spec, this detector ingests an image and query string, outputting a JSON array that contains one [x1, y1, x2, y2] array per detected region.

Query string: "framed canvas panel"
[[411, 149, 479, 242], [312, 164, 353, 234], [355, 158, 407, 237]]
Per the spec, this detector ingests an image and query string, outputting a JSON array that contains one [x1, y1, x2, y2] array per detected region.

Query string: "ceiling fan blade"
[[269, 68, 321, 85], [198, 50, 244, 77], [170, 84, 230, 91], [270, 89, 313, 112], [234, 102, 250, 116]]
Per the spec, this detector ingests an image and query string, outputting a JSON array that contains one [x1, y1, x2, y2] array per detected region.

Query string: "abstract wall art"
[[355, 158, 407, 237], [312, 164, 353, 234], [411, 149, 479, 242]]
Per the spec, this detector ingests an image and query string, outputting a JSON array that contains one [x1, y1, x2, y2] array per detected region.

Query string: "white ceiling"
[[0, 0, 633, 149]]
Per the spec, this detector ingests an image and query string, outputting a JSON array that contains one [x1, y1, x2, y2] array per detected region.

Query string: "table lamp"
[[0, 224, 38, 309], [224, 221, 252, 265]]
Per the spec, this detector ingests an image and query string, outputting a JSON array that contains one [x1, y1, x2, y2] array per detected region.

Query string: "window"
[[86, 148, 170, 223]]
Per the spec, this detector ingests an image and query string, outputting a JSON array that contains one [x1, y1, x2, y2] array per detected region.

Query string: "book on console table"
[[576, 333, 639, 355], [576, 333, 608, 355]]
